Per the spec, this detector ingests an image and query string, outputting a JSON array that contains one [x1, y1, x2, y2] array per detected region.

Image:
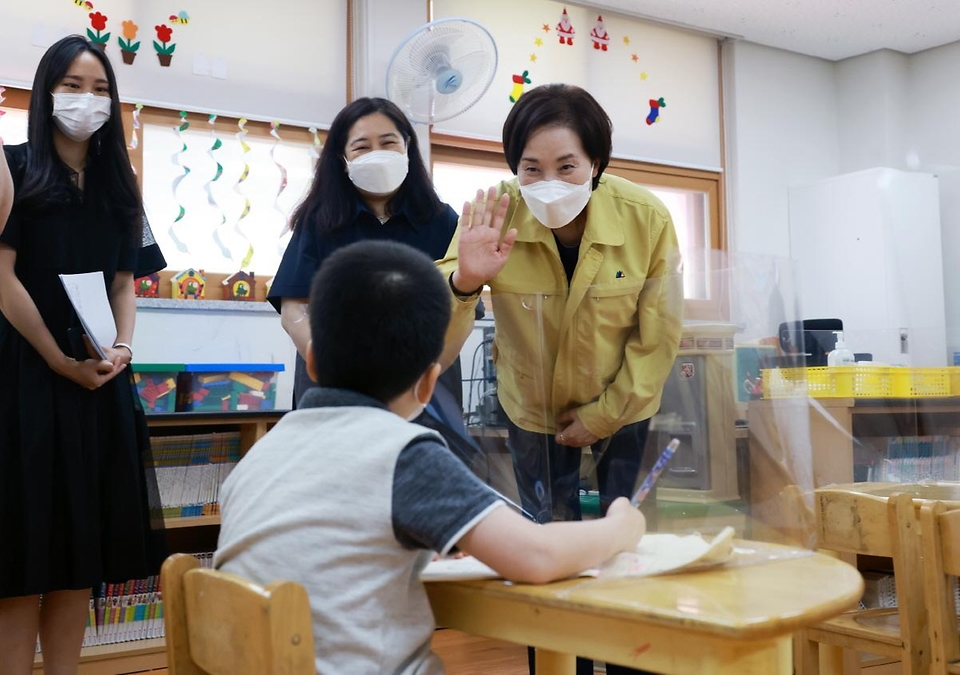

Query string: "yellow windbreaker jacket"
[[438, 174, 683, 438]]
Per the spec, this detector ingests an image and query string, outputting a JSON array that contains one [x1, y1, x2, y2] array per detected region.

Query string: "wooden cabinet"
[[33, 411, 284, 675]]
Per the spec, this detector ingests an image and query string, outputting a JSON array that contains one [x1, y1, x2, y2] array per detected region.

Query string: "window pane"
[[142, 123, 314, 276], [645, 185, 711, 300], [432, 161, 515, 213], [0, 108, 29, 145]]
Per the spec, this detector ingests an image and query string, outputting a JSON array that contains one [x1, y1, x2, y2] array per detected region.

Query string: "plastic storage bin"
[[132, 363, 184, 413], [176, 364, 284, 412]]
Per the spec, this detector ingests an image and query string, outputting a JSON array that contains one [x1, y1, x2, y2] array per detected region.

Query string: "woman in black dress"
[[0, 36, 166, 673]]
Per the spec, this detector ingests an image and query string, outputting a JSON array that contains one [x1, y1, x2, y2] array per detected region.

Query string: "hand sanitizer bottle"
[[827, 331, 856, 367]]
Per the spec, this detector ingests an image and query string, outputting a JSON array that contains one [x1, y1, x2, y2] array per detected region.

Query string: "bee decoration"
[[168, 10, 190, 25], [73, 0, 95, 9]]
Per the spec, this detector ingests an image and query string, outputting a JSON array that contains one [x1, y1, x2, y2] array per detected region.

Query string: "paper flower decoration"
[[118, 20, 140, 64], [86, 11, 111, 49], [154, 24, 176, 67]]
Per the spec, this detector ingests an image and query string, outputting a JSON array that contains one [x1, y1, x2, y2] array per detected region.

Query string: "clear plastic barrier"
[[455, 246, 960, 590]]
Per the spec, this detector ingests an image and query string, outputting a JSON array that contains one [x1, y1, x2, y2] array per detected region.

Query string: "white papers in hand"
[[58, 272, 117, 361]]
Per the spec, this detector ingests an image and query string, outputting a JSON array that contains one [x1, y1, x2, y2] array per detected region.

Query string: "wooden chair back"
[[802, 488, 930, 674], [161, 553, 316, 675], [919, 501, 960, 674]]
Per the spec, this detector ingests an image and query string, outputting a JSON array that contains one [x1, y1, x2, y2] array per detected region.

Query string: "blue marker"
[[630, 438, 680, 507]]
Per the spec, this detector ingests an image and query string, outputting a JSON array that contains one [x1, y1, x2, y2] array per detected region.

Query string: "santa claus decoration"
[[590, 15, 610, 51], [556, 8, 575, 46]]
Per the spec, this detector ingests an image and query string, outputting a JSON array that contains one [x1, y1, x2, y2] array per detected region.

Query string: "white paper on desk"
[[597, 526, 736, 579], [421, 556, 501, 581], [58, 272, 116, 361]]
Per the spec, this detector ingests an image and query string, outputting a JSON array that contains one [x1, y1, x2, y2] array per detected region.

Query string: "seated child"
[[214, 240, 646, 674]]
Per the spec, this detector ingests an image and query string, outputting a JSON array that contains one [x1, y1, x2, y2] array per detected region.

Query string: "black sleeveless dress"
[[0, 143, 167, 597]]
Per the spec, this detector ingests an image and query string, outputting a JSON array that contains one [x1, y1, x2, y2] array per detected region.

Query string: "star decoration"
[[623, 36, 631, 45], [534, 37, 543, 47], [542, 23, 550, 32], [530, 53, 538, 62], [640, 71, 649, 80], [631, 53, 639, 62]]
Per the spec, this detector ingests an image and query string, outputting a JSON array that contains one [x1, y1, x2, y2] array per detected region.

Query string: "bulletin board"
[[0, 0, 347, 127], [432, 0, 722, 171]]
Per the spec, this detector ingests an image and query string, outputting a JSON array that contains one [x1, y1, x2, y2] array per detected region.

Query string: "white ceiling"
[[573, 0, 960, 61]]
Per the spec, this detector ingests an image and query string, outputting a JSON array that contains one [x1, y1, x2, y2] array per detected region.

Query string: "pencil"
[[630, 438, 681, 507]]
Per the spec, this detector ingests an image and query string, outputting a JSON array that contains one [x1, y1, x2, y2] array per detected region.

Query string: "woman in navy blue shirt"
[[269, 98, 466, 410]]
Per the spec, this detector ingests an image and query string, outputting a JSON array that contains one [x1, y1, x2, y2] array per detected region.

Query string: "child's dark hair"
[[308, 240, 451, 403]]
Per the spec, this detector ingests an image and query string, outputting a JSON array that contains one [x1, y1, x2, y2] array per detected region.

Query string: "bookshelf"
[[32, 410, 286, 674]]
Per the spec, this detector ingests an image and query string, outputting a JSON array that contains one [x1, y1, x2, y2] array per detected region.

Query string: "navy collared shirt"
[[268, 198, 459, 311]]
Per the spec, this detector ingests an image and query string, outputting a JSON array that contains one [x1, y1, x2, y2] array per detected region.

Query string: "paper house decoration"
[[222, 271, 256, 301], [172, 268, 207, 300], [134, 272, 160, 298]]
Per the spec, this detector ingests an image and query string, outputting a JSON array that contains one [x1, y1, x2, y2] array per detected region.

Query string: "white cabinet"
[[788, 168, 946, 366]]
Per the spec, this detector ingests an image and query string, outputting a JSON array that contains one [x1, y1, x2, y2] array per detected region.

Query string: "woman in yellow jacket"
[[438, 84, 683, 531]]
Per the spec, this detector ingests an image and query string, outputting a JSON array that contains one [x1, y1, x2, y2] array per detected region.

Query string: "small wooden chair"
[[919, 501, 960, 674], [161, 553, 316, 675], [800, 488, 930, 674]]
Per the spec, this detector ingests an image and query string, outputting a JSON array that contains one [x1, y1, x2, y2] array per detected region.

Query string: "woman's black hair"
[[502, 83, 613, 190], [18, 35, 143, 232], [291, 97, 443, 234]]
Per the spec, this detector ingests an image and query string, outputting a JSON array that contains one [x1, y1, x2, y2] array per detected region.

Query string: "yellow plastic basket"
[[891, 367, 951, 398], [763, 366, 958, 399], [762, 366, 894, 399]]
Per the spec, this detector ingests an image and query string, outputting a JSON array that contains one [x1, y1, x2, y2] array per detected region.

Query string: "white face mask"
[[519, 177, 593, 229], [345, 150, 409, 196], [51, 92, 112, 142]]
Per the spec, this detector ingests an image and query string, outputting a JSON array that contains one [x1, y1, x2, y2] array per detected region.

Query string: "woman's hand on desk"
[[555, 409, 600, 447], [453, 187, 515, 293]]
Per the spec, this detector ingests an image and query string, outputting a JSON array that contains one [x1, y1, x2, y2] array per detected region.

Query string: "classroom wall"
[[835, 50, 910, 174], [723, 37, 960, 354], [721, 40, 840, 259], [939, 169, 960, 359]]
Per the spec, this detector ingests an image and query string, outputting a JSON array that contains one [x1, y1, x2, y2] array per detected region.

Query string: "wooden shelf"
[[165, 514, 221, 529], [466, 426, 508, 439], [145, 410, 287, 428], [34, 637, 166, 674]]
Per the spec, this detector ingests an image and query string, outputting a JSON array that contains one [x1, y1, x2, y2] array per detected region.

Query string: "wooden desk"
[[426, 545, 863, 675]]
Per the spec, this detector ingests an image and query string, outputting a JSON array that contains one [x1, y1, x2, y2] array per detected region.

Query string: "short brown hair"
[[502, 84, 613, 190]]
